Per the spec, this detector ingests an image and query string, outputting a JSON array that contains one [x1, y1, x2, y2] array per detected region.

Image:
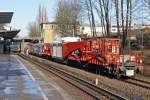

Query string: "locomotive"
[[24, 36, 143, 78]]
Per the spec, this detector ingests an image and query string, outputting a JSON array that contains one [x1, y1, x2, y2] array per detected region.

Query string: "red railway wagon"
[[24, 43, 34, 54], [63, 38, 120, 68], [24, 43, 44, 56], [42, 43, 53, 58], [81, 38, 120, 67]]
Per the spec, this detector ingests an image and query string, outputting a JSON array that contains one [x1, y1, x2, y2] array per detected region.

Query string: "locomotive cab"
[[119, 55, 136, 77], [124, 60, 135, 77], [122, 60, 135, 77]]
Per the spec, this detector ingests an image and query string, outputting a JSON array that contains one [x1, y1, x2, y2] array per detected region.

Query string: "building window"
[[112, 29, 116, 32]]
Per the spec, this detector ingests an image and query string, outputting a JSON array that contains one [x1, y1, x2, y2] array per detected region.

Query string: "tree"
[[28, 4, 48, 37], [84, 0, 96, 37], [83, 0, 112, 37], [55, 0, 150, 39], [114, 0, 120, 37], [55, 0, 82, 35], [36, 4, 48, 36], [113, 0, 133, 48], [27, 22, 37, 37]]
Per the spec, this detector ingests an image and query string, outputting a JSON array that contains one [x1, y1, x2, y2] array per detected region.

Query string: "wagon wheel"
[[116, 70, 121, 79], [63, 57, 69, 65], [116, 72, 121, 79], [135, 68, 140, 74]]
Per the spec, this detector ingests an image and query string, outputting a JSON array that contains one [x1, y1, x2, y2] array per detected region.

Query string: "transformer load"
[[53, 36, 81, 43]]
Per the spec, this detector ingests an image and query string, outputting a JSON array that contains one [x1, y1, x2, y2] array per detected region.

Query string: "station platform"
[[0, 54, 73, 100]]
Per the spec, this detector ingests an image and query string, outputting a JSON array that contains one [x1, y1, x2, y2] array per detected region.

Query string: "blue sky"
[[0, 0, 58, 37]]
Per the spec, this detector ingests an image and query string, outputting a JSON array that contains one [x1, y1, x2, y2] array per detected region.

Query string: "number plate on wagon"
[[126, 70, 134, 76]]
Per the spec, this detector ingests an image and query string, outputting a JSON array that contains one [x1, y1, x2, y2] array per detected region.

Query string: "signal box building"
[[40, 22, 57, 43]]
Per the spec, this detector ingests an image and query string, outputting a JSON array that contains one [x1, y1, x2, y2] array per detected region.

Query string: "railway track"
[[125, 77, 150, 90], [19, 54, 126, 100]]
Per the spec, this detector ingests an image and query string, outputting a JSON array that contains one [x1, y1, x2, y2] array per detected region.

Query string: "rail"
[[125, 77, 150, 90], [19, 54, 126, 100]]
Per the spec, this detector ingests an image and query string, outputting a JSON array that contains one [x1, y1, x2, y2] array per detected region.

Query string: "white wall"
[[80, 26, 118, 36]]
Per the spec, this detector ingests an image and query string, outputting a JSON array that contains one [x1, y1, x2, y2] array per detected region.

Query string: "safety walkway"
[[0, 54, 73, 100]]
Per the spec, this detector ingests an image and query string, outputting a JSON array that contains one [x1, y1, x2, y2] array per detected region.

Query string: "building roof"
[[0, 12, 13, 24], [0, 12, 20, 39], [0, 30, 20, 39]]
